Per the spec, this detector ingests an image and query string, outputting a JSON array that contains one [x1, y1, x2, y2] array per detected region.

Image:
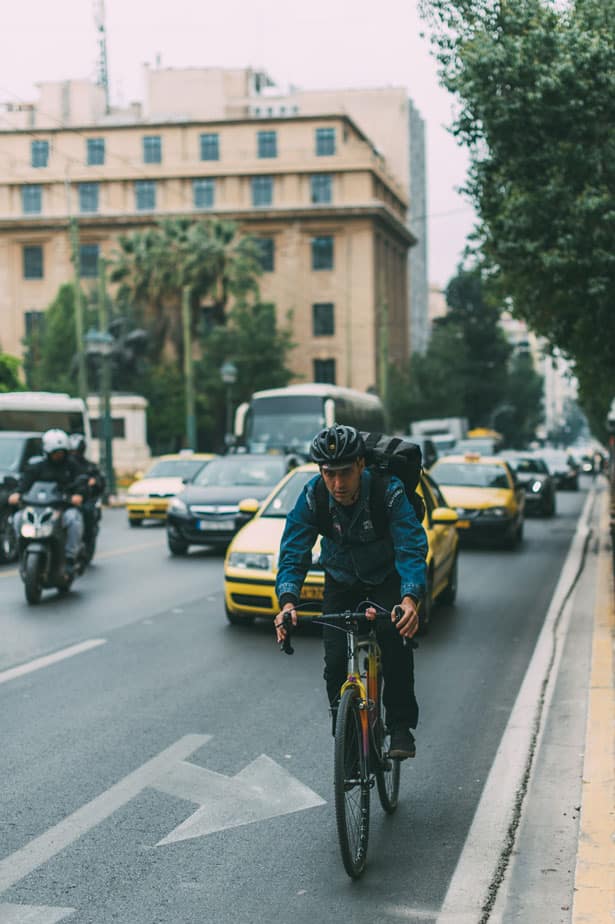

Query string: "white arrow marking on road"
[[0, 735, 210, 895], [0, 903, 74, 923], [154, 754, 326, 845]]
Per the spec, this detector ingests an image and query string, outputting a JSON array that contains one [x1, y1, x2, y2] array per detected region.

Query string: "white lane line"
[[0, 902, 75, 923], [435, 489, 595, 923], [0, 540, 163, 580], [0, 640, 107, 686], [0, 735, 210, 895]]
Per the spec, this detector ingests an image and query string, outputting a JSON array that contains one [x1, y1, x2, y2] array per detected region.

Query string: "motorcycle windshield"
[[22, 481, 66, 505]]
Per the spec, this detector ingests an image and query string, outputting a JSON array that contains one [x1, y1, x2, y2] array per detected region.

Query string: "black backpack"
[[314, 432, 424, 538]]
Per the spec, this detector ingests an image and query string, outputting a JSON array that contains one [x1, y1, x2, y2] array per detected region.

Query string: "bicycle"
[[280, 600, 417, 879]]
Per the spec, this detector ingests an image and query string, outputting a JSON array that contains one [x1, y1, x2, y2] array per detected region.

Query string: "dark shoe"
[[64, 557, 76, 579], [389, 725, 416, 760]]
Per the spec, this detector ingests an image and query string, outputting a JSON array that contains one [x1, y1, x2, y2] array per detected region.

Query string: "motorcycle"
[[17, 480, 87, 604], [0, 475, 19, 564], [82, 497, 102, 566]]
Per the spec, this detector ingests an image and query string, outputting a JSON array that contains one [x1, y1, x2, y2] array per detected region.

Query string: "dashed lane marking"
[[0, 639, 106, 686]]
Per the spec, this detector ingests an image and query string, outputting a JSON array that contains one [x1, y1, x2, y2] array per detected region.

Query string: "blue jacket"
[[275, 470, 428, 605]]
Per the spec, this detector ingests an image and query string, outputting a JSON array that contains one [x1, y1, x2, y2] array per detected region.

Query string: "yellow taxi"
[[126, 452, 215, 526], [223, 463, 459, 630], [429, 453, 525, 548]]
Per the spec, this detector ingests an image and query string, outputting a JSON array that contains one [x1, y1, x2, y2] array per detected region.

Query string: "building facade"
[[0, 68, 418, 395]]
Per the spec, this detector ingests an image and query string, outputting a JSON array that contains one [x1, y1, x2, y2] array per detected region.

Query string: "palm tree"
[[110, 218, 263, 360]]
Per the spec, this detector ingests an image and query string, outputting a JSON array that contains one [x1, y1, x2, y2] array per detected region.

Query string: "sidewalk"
[[491, 480, 614, 922]]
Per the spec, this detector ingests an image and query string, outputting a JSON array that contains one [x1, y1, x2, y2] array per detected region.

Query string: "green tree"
[[194, 301, 296, 449], [500, 351, 544, 448], [0, 351, 22, 392], [110, 218, 263, 360], [390, 267, 513, 431], [23, 284, 95, 394], [420, 0, 615, 439]]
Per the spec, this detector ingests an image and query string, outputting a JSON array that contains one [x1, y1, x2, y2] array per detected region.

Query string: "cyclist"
[[274, 425, 427, 759], [8, 429, 84, 576]]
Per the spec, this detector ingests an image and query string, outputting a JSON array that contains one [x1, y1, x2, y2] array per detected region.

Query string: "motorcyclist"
[[69, 434, 106, 546], [8, 429, 84, 576]]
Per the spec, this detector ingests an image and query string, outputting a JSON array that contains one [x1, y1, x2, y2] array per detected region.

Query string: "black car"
[[538, 449, 579, 491], [165, 453, 299, 555], [0, 432, 43, 562], [503, 454, 556, 517]]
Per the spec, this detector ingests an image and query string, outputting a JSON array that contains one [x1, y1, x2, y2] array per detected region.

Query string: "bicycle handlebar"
[[279, 602, 418, 655]]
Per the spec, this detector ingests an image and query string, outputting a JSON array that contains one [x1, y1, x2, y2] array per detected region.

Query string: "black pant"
[[322, 571, 418, 728]]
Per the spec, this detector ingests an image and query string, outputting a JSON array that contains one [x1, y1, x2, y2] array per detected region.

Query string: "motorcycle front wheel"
[[24, 553, 43, 605]]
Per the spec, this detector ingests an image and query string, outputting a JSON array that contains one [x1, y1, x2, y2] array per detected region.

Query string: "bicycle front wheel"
[[375, 726, 400, 814], [334, 688, 370, 879]]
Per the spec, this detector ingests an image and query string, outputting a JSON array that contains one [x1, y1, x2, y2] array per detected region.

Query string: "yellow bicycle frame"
[[339, 634, 382, 758]]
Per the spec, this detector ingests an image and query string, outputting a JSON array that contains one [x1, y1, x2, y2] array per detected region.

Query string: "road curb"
[[572, 488, 615, 922]]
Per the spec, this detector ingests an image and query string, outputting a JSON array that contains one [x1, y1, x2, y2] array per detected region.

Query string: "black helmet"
[[310, 425, 365, 469]]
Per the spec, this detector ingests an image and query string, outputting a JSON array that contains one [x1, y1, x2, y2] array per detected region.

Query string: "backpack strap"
[[314, 475, 334, 537], [368, 472, 388, 538]]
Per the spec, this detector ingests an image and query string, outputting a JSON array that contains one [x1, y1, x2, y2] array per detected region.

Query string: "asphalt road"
[[0, 486, 588, 924]]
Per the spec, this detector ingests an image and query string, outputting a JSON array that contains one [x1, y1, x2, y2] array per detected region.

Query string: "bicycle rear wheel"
[[334, 688, 370, 879]]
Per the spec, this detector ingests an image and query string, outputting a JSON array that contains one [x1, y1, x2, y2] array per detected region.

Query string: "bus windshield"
[[0, 410, 85, 434], [245, 396, 325, 454]]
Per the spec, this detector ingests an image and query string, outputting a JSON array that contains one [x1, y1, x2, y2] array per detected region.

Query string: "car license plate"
[[197, 519, 230, 531], [456, 520, 471, 529], [301, 585, 324, 600]]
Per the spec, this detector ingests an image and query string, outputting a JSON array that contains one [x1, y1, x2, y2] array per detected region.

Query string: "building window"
[[31, 140, 49, 168], [257, 130, 277, 158], [143, 135, 162, 164], [91, 417, 126, 438], [200, 132, 219, 161], [251, 176, 273, 207], [311, 235, 334, 270], [78, 182, 99, 213], [311, 174, 332, 204], [316, 127, 336, 156], [257, 237, 275, 272], [23, 245, 43, 279], [87, 138, 105, 166], [80, 244, 100, 278], [314, 359, 336, 384], [22, 185, 42, 214], [135, 180, 156, 211], [24, 309, 45, 338], [312, 303, 335, 336], [193, 178, 215, 209]]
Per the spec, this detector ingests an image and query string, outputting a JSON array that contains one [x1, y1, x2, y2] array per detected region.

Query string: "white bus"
[[234, 384, 386, 455], [0, 392, 91, 439]]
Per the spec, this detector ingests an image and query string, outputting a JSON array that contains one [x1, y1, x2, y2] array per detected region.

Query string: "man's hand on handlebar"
[[274, 602, 298, 644], [392, 595, 419, 639]]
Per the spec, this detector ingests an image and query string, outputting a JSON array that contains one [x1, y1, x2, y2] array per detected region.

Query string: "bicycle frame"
[[339, 620, 384, 773]]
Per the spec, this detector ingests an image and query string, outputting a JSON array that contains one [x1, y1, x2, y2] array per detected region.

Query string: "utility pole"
[[68, 215, 88, 402], [182, 285, 197, 450], [98, 257, 115, 497]]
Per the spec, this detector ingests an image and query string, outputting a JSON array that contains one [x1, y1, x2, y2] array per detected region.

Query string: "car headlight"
[[455, 507, 466, 517], [482, 506, 508, 517], [228, 551, 274, 570], [21, 522, 37, 538], [168, 497, 188, 514], [531, 480, 543, 493]]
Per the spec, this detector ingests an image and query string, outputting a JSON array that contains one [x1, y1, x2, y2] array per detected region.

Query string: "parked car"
[[126, 452, 215, 526], [223, 463, 459, 628], [0, 432, 43, 562], [502, 454, 556, 517], [430, 453, 525, 548], [166, 453, 300, 554], [538, 449, 579, 491]]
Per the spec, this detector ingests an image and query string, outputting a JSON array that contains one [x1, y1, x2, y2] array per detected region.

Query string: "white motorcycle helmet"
[[42, 429, 70, 457]]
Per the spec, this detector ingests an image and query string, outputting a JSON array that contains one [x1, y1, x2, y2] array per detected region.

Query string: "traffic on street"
[[0, 477, 597, 923]]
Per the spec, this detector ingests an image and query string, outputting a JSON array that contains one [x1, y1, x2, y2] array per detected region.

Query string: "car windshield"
[[454, 439, 496, 455], [509, 457, 548, 475], [145, 459, 208, 479], [260, 469, 316, 517], [431, 461, 511, 489], [193, 456, 286, 487], [0, 436, 23, 471]]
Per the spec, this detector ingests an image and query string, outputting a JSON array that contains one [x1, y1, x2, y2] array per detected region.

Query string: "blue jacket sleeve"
[[275, 480, 320, 605], [385, 479, 428, 601]]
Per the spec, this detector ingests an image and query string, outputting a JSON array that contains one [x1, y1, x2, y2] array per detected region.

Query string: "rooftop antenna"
[[93, 0, 110, 112]]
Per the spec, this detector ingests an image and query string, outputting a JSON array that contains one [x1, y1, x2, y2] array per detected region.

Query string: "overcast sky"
[[1, 0, 476, 287]]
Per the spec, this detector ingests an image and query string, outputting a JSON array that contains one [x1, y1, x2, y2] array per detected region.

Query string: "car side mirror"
[[238, 498, 260, 516], [431, 506, 458, 525]]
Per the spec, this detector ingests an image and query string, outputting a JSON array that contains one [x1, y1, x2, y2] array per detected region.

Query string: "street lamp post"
[[220, 361, 238, 447], [84, 328, 115, 500]]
